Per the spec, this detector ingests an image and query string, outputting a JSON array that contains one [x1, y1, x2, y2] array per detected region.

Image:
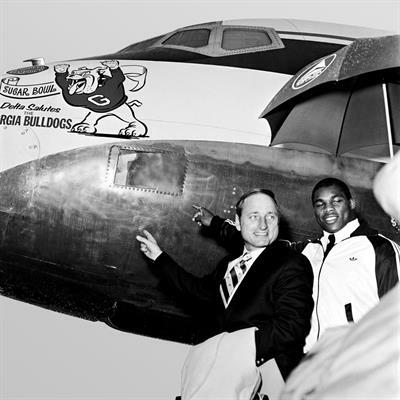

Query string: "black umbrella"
[[260, 35, 400, 159]]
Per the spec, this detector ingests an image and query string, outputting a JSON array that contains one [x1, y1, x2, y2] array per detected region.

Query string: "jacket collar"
[[350, 219, 378, 237], [312, 218, 378, 244]]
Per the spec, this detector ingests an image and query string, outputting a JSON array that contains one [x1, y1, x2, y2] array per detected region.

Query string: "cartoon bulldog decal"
[[54, 60, 148, 138]]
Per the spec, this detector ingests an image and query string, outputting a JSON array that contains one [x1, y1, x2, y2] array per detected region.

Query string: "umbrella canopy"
[[261, 35, 400, 158]]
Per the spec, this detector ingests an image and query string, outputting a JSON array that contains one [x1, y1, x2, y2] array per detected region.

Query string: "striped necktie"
[[220, 252, 252, 308]]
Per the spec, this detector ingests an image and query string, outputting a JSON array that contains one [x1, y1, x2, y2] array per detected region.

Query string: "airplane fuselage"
[[0, 19, 397, 344]]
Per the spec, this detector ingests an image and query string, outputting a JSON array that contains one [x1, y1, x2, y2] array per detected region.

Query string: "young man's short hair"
[[311, 178, 352, 202]]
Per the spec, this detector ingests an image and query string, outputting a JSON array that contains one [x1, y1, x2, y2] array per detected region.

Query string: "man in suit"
[[136, 188, 313, 397]]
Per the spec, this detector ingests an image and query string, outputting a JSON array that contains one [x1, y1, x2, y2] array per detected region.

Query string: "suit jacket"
[[154, 218, 314, 379]]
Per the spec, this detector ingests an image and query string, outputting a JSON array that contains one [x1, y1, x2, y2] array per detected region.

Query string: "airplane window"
[[221, 29, 272, 50], [117, 35, 164, 54], [113, 23, 283, 59], [162, 29, 210, 48], [109, 147, 187, 196]]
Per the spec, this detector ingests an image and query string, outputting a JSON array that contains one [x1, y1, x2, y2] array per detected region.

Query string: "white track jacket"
[[298, 219, 400, 352]]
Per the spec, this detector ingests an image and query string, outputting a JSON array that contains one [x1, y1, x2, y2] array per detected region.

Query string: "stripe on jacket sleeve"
[[368, 235, 400, 298]]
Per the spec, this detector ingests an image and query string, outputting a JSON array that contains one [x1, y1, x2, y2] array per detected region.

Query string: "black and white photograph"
[[1, 1, 399, 399]]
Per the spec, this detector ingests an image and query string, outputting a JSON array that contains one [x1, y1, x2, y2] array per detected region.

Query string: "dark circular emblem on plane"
[[292, 54, 336, 90], [6, 65, 49, 75]]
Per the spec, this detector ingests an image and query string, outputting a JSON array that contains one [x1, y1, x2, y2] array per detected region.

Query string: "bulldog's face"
[[67, 66, 107, 95]]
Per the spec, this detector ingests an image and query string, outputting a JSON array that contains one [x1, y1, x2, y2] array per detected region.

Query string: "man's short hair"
[[235, 188, 279, 218], [311, 178, 353, 202]]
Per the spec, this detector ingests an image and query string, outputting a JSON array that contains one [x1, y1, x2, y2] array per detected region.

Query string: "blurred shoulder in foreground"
[[280, 282, 400, 400], [373, 151, 400, 221]]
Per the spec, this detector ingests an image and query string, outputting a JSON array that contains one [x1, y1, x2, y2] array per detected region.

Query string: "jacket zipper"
[[315, 240, 333, 340]]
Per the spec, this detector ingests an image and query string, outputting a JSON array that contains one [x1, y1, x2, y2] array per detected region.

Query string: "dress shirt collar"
[[227, 246, 265, 274], [243, 247, 265, 269]]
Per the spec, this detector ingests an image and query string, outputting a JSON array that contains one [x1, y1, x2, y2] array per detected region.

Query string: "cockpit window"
[[159, 24, 283, 57], [113, 22, 284, 59], [162, 29, 210, 48], [118, 35, 164, 54], [222, 29, 273, 50], [107, 146, 187, 196]]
